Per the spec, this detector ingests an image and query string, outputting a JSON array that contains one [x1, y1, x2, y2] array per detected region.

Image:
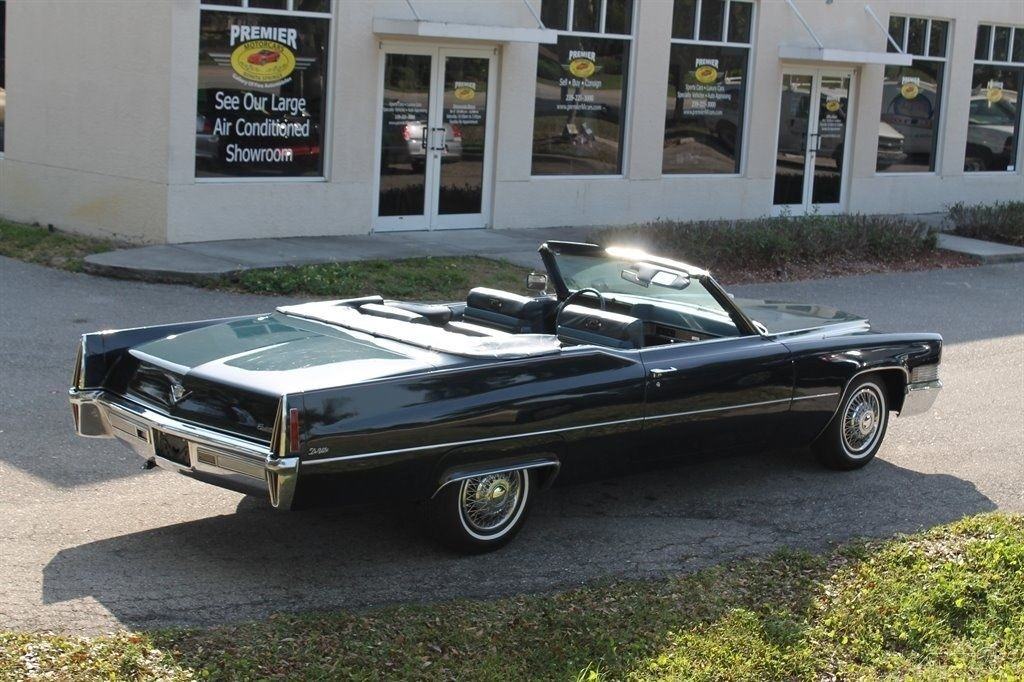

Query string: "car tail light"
[[451, 124, 463, 138], [73, 338, 85, 389], [288, 407, 300, 453], [402, 124, 412, 141]]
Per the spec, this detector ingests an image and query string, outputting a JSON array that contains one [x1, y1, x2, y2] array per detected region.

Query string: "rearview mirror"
[[526, 272, 549, 292], [621, 263, 690, 290]]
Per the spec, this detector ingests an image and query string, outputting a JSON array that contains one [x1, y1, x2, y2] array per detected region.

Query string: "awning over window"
[[778, 2, 913, 66], [778, 45, 913, 66], [373, 0, 557, 44], [373, 17, 557, 44]]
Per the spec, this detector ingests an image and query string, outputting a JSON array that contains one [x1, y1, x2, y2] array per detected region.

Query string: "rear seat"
[[463, 287, 554, 333], [557, 304, 643, 350]]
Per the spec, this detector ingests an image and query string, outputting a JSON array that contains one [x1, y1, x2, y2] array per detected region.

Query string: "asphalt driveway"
[[1, 257, 1021, 634]]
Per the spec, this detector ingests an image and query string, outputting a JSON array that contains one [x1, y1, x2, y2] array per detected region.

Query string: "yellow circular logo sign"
[[694, 65, 718, 84], [986, 87, 1003, 104], [454, 86, 476, 101], [568, 58, 596, 79], [900, 82, 919, 100], [230, 40, 296, 84], [825, 99, 841, 113]]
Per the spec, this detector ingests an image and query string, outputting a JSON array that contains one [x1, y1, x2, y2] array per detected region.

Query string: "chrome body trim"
[[68, 388, 299, 510], [432, 460, 560, 498], [302, 392, 841, 467], [899, 379, 942, 417]]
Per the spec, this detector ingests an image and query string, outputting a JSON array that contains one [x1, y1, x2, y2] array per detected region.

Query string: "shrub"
[[948, 201, 1024, 247], [590, 214, 937, 272]]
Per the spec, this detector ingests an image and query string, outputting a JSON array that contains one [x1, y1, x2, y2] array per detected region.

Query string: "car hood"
[[734, 298, 867, 334], [130, 312, 447, 394]]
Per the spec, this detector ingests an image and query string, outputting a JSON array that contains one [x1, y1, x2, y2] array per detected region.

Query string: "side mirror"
[[526, 272, 549, 292]]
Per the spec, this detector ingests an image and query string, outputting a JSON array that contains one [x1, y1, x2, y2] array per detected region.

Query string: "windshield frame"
[[539, 241, 760, 338]]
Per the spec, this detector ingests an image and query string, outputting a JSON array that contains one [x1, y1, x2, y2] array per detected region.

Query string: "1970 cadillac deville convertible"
[[69, 242, 942, 551]]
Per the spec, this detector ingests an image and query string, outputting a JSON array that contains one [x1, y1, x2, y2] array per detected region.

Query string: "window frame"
[[0, 0, 6, 159], [530, 1, 639, 179], [663, 0, 757, 178], [195, 0, 335, 183], [876, 13, 952, 176], [964, 23, 1024, 175]]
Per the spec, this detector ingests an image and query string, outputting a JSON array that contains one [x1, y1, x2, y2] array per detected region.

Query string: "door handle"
[[650, 367, 678, 387]]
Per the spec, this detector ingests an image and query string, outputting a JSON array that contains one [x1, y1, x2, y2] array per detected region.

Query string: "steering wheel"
[[555, 287, 607, 317]]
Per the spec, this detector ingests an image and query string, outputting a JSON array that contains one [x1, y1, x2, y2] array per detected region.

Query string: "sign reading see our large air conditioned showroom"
[[196, 9, 329, 178]]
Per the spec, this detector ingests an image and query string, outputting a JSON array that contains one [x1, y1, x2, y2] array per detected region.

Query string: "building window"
[[196, 0, 331, 179], [532, 1, 634, 176], [0, 0, 6, 155], [663, 0, 753, 175], [965, 24, 1023, 172], [878, 15, 949, 173]]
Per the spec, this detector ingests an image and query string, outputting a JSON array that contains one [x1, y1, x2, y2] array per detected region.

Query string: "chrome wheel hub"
[[842, 386, 883, 454], [460, 471, 523, 534]]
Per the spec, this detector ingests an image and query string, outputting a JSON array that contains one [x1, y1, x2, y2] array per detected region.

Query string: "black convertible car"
[[69, 242, 942, 551]]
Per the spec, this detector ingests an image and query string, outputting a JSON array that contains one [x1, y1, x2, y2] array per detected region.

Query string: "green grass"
[[591, 214, 940, 280], [2, 513, 1021, 680], [223, 256, 532, 300], [0, 218, 119, 271], [949, 201, 1024, 247], [0, 219, 532, 301]]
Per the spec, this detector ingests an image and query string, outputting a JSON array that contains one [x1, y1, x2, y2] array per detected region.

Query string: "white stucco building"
[[0, 0, 1021, 243]]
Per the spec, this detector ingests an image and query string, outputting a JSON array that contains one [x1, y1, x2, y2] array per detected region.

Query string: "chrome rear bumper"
[[68, 389, 299, 510], [900, 379, 942, 417]]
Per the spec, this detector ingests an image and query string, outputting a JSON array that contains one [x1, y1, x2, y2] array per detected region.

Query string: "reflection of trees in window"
[[663, 0, 753, 175], [877, 16, 949, 173], [532, 1, 634, 176]]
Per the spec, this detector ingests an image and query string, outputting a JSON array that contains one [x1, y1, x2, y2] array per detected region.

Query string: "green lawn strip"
[[590, 213, 941, 277], [949, 201, 1024, 247], [0, 219, 120, 272], [2, 513, 1020, 680], [221, 256, 532, 300]]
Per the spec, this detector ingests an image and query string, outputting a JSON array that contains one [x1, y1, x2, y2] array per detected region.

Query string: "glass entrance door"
[[772, 69, 854, 214], [375, 46, 496, 231]]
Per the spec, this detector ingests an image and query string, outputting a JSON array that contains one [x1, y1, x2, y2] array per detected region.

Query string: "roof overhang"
[[779, 45, 914, 66], [373, 18, 558, 44]]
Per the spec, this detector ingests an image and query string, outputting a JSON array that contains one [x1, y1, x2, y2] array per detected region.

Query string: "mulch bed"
[[712, 250, 978, 285]]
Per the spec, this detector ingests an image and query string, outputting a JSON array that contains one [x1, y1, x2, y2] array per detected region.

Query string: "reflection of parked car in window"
[[195, 115, 220, 166], [247, 49, 280, 66], [381, 120, 463, 173], [880, 81, 939, 157], [965, 91, 1019, 171], [875, 122, 907, 170]]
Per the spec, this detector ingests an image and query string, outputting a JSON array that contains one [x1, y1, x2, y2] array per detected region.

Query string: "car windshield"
[[553, 251, 732, 320]]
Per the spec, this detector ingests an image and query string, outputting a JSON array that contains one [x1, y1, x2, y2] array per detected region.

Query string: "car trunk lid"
[[124, 313, 442, 442]]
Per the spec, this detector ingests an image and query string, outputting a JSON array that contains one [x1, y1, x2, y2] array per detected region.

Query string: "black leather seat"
[[463, 288, 554, 334], [557, 304, 643, 350]]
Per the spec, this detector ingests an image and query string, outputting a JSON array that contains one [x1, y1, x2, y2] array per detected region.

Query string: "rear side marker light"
[[910, 364, 939, 383], [288, 408, 300, 453]]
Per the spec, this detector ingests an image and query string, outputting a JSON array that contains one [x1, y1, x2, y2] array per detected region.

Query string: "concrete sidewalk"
[[83, 227, 595, 282], [82, 222, 1024, 283]]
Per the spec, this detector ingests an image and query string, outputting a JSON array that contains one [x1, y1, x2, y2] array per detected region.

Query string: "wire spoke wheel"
[[459, 470, 525, 537], [841, 385, 883, 456]]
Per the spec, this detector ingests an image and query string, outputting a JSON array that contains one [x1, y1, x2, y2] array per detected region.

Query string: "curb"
[[82, 259, 239, 286]]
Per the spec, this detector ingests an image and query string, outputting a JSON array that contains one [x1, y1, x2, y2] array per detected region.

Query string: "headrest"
[[557, 304, 643, 350]]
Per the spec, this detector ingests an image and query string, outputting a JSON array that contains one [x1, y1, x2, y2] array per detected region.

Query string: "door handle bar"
[[650, 367, 678, 378]]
